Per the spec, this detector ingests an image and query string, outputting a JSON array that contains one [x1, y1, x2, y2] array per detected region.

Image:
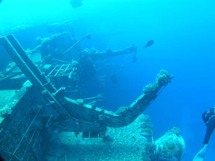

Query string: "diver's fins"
[[193, 144, 208, 161], [193, 156, 204, 161]]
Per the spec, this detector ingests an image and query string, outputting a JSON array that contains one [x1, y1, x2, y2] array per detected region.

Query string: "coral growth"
[[154, 127, 185, 161]]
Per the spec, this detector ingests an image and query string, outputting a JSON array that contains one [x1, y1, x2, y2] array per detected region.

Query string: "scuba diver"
[[193, 107, 215, 161], [0, 155, 4, 161]]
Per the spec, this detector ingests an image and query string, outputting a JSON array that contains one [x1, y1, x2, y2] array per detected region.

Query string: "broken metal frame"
[[0, 34, 172, 160], [0, 34, 173, 128]]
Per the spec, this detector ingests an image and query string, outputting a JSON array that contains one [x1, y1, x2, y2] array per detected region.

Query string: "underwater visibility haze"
[[0, 0, 215, 161]]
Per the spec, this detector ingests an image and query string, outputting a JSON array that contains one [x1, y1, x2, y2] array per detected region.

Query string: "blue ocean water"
[[0, 0, 215, 160]]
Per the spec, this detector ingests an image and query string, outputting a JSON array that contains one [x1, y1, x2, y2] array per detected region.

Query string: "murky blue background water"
[[1, 0, 215, 160]]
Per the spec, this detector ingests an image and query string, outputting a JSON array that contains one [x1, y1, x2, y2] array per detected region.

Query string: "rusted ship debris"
[[0, 31, 184, 161]]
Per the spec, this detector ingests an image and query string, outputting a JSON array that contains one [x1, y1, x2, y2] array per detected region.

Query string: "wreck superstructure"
[[0, 31, 184, 161]]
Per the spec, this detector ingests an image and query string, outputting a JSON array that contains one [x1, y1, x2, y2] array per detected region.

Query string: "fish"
[[70, 0, 83, 8], [144, 40, 154, 48]]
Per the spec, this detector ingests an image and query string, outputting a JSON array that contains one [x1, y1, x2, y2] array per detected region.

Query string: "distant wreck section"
[[0, 34, 185, 161]]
